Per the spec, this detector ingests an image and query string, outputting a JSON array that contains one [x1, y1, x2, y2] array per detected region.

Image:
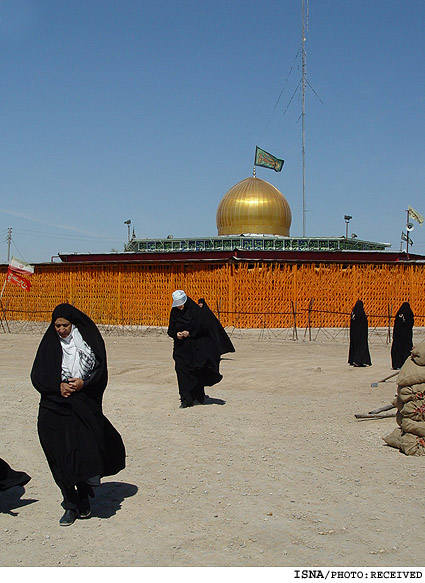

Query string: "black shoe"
[[77, 499, 91, 519], [59, 509, 77, 526], [78, 507, 91, 519], [179, 403, 193, 409]]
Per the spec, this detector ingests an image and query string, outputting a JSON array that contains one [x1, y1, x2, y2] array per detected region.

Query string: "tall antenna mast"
[[301, 0, 307, 236]]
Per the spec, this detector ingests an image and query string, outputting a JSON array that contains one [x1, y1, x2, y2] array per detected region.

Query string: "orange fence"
[[1, 261, 425, 329]]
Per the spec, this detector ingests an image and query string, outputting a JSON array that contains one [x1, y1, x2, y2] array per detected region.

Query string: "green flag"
[[255, 146, 284, 172], [408, 205, 424, 225]]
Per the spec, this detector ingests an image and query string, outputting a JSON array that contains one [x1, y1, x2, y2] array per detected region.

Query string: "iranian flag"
[[9, 256, 34, 276], [7, 268, 32, 291], [4, 256, 34, 292]]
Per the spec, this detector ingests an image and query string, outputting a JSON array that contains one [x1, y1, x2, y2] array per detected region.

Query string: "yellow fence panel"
[[1, 261, 425, 329]]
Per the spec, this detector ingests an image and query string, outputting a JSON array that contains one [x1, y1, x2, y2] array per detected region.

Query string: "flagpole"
[[406, 209, 410, 257], [0, 272, 9, 332]]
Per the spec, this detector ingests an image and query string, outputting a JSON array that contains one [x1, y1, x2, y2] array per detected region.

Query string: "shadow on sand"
[[199, 396, 226, 406], [0, 486, 38, 516], [91, 481, 138, 519]]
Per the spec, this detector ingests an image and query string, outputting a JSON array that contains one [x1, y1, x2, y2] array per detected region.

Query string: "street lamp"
[[124, 219, 131, 242], [344, 215, 352, 239]]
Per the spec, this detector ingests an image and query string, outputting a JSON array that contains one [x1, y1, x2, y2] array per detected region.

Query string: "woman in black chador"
[[168, 290, 226, 408], [31, 303, 125, 526], [391, 302, 414, 369], [0, 458, 30, 491], [348, 300, 372, 367]]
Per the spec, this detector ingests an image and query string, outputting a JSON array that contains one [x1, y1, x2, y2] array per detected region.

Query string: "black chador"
[[197, 298, 235, 357], [168, 294, 226, 408], [0, 458, 31, 491], [31, 303, 125, 524], [391, 302, 414, 370], [348, 300, 372, 367]]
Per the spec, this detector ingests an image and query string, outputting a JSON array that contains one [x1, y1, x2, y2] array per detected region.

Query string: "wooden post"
[[0, 299, 11, 333], [307, 298, 314, 341], [387, 303, 392, 344], [291, 300, 298, 340]]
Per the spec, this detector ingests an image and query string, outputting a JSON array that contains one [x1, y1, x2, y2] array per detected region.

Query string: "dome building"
[[216, 177, 291, 237], [13, 173, 425, 332], [114, 173, 386, 254]]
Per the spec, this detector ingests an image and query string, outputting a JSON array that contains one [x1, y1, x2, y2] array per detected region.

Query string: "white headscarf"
[[58, 325, 96, 381]]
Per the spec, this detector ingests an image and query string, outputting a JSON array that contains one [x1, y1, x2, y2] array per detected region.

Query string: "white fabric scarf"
[[59, 325, 96, 381]]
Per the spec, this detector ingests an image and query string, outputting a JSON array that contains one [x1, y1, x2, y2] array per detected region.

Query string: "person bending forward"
[[168, 290, 223, 408]]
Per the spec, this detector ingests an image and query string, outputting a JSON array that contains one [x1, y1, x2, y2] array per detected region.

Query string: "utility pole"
[[7, 228, 12, 262]]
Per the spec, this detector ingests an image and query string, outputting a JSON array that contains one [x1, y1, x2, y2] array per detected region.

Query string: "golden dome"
[[216, 177, 292, 236]]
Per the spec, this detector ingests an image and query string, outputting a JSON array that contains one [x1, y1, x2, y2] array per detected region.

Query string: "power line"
[[11, 227, 124, 244]]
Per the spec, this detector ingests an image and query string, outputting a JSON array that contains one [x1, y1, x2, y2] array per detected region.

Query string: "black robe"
[[31, 304, 125, 491], [391, 302, 414, 369], [168, 296, 223, 406], [198, 299, 235, 356], [348, 300, 372, 366], [0, 458, 31, 491]]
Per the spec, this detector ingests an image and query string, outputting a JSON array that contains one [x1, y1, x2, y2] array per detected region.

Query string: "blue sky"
[[0, 0, 424, 263]]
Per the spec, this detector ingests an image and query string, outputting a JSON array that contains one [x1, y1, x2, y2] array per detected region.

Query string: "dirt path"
[[1, 330, 423, 567]]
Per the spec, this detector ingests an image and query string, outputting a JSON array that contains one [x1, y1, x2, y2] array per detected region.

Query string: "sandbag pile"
[[383, 342, 425, 456]]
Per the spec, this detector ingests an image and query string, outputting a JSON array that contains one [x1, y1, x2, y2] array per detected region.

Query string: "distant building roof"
[[56, 235, 425, 265], [124, 234, 390, 254]]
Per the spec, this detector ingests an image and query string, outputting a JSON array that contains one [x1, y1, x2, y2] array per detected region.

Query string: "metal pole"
[[301, 0, 307, 237], [124, 220, 131, 244], [406, 209, 409, 256]]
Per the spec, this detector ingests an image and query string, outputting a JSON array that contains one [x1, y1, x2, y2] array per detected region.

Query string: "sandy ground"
[[1, 327, 425, 568]]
